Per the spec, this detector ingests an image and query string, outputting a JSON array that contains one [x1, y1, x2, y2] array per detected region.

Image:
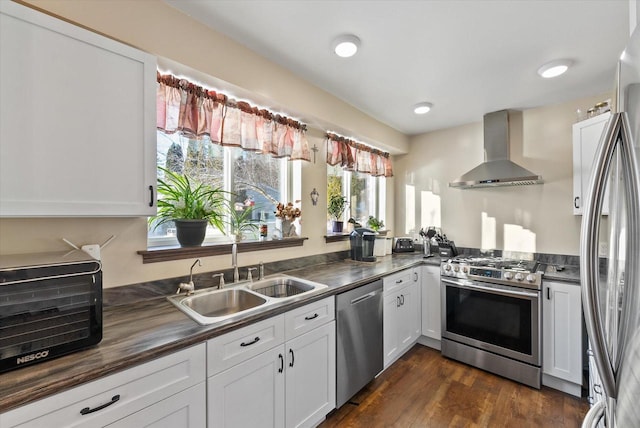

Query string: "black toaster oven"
[[0, 251, 102, 373]]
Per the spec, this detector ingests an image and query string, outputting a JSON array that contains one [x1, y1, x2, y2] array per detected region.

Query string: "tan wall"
[[394, 93, 609, 256]]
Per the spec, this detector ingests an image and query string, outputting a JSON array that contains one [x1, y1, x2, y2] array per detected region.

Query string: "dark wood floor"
[[321, 345, 590, 428]]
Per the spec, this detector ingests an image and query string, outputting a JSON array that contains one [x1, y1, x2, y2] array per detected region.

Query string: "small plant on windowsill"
[[150, 167, 226, 247], [367, 215, 387, 235], [328, 194, 348, 233], [227, 202, 259, 242]]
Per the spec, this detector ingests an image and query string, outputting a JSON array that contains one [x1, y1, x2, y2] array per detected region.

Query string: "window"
[[150, 131, 298, 246], [327, 164, 386, 231]]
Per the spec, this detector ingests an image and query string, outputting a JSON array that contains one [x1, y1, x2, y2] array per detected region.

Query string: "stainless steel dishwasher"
[[336, 278, 383, 408]]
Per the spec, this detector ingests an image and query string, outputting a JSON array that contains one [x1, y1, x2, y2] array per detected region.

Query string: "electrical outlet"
[[598, 242, 608, 257]]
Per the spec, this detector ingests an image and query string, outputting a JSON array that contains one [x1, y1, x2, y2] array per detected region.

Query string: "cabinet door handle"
[[148, 185, 154, 207], [240, 336, 260, 347], [278, 353, 284, 373], [80, 395, 120, 415], [547, 287, 551, 300], [289, 349, 295, 367], [414, 272, 418, 282], [400, 294, 405, 306], [574, 196, 579, 209], [397, 296, 401, 307], [304, 313, 319, 321]]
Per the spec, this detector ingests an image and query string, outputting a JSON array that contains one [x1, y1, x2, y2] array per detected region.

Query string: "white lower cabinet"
[[285, 321, 336, 428], [0, 344, 207, 428], [542, 280, 583, 397], [207, 297, 336, 428], [421, 265, 441, 342], [383, 268, 421, 368], [208, 345, 285, 428]]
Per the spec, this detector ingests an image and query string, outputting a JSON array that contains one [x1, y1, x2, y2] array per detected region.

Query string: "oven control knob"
[[453, 265, 460, 272], [504, 271, 513, 280], [526, 274, 536, 283], [462, 266, 469, 274], [444, 264, 452, 272], [515, 273, 525, 281]]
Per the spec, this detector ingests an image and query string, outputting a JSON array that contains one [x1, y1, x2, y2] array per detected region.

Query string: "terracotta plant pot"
[[174, 219, 208, 247]]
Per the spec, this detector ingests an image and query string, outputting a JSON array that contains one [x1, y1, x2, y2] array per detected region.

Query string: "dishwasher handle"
[[350, 291, 378, 305]]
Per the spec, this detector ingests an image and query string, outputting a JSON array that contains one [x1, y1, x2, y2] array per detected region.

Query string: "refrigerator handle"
[[580, 113, 620, 399], [617, 112, 640, 375], [581, 400, 606, 428]]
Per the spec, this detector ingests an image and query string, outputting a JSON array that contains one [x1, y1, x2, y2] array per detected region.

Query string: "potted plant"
[[367, 215, 386, 235], [227, 202, 259, 242], [328, 194, 348, 233], [151, 167, 226, 247]]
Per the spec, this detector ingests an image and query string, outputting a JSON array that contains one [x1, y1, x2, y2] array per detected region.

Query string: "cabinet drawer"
[[106, 382, 206, 428], [285, 296, 335, 340], [383, 269, 413, 294], [207, 315, 285, 377], [1, 344, 206, 428]]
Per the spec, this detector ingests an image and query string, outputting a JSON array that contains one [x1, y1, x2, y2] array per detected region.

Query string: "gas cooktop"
[[441, 256, 543, 290], [445, 256, 539, 272]]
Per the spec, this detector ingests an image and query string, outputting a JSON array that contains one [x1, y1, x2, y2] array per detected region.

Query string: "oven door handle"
[[441, 278, 539, 299]]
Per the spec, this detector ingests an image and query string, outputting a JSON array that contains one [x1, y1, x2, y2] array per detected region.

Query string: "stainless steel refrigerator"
[[580, 25, 640, 428]]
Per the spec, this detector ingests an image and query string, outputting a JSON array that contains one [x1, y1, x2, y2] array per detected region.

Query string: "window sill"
[[137, 237, 308, 264], [325, 233, 351, 243]]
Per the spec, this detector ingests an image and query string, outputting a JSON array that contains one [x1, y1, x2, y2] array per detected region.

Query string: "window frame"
[[148, 131, 298, 248], [327, 166, 386, 231]]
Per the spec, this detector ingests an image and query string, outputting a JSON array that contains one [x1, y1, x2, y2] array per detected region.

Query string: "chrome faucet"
[[247, 267, 258, 282], [232, 243, 239, 283], [212, 273, 225, 289], [176, 259, 201, 296], [259, 261, 265, 280]]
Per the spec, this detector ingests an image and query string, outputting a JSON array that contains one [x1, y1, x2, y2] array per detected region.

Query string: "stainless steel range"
[[440, 256, 543, 388]]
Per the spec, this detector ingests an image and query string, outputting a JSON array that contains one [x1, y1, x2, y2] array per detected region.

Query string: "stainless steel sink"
[[168, 275, 328, 326], [247, 276, 328, 299], [168, 288, 267, 325]]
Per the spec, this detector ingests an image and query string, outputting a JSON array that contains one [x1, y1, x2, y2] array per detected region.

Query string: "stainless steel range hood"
[[449, 110, 543, 189]]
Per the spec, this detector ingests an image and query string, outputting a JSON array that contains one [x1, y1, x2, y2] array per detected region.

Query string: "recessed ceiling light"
[[537, 59, 572, 78], [332, 35, 360, 58], [413, 102, 433, 115]]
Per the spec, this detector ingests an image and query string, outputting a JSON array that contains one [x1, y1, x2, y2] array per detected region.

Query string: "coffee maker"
[[350, 228, 377, 262]]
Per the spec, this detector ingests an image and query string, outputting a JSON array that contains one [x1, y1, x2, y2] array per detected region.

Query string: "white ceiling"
[[165, 0, 630, 136]]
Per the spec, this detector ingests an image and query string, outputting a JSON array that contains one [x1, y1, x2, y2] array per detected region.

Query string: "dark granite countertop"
[[541, 264, 581, 284], [1, 253, 434, 413]]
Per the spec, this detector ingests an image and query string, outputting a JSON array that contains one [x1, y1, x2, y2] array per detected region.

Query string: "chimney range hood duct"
[[449, 110, 543, 189]]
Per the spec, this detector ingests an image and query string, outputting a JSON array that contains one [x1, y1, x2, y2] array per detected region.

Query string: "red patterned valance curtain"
[[326, 133, 393, 177], [156, 72, 310, 161]]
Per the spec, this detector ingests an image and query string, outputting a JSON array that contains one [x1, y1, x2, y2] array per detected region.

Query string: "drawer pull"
[[304, 313, 319, 321], [240, 336, 260, 347], [395, 279, 403, 284], [80, 394, 120, 415]]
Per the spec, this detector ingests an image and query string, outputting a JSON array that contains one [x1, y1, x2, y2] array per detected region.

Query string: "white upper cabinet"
[[572, 113, 611, 215], [0, 1, 157, 217]]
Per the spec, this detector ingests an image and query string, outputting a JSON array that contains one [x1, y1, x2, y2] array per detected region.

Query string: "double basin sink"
[[167, 275, 328, 325]]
